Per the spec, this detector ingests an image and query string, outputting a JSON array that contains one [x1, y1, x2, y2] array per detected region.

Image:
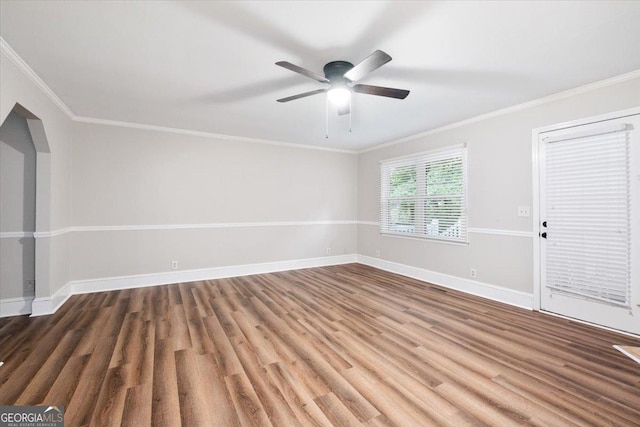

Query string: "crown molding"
[[359, 69, 640, 154], [4, 35, 638, 156], [1, 37, 354, 154], [0, 37, 76, 120], [73, 116, 357, 154]]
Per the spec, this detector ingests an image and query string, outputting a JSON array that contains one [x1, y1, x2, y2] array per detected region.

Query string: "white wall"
[[0, 110, 36, 299], [70, 122, 358, 281], [2, 36, 639, 316], [358, 76, 640, 296]]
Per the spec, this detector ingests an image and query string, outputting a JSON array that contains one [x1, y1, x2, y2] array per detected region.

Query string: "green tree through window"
[[381, 147, 467, 242], [389, 166, 416, 232]]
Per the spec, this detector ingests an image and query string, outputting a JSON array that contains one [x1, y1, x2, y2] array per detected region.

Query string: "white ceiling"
[[2, 1, 640, 151]]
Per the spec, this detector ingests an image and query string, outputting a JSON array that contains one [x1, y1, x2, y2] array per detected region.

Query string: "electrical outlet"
[[171, 261, 178, 270], [518, 206, 530, 217], [326, 248, 331, 255], [375, 250, 381, 257], [24, 280, 35, 293], [470, 268, 477, 279]]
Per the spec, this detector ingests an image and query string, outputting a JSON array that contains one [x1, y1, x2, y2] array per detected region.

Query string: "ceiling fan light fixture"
[[276, 51, 409, 125], [327, 86, 351, 107]]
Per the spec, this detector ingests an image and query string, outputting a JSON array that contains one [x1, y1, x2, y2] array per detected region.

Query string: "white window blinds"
[[380, 145, 467, 243], [543, 126, 631, 307]]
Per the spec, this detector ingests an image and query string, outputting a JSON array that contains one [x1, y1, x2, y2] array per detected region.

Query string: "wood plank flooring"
[[1, 264, 639, 426]]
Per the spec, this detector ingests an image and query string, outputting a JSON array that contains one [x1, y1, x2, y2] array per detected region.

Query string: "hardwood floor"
[[1, 264, 639, 426]]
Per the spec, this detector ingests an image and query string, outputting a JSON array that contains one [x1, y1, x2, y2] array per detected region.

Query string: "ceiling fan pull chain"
[[349, 96, 352, 133], [325, 96, 329, 139]]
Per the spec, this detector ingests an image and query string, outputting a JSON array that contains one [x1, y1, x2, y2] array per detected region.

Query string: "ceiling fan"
[[275, 50, 410, 116]]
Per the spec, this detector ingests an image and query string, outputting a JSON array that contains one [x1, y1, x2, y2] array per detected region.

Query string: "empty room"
[[1, 1, 639, 426]]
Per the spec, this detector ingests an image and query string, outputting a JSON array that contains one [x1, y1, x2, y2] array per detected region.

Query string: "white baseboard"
[[27, 254, 358, 316], [24, 253, 532, 317], [613, 345, 640, 364], [71, 254, 357, 296], [0, 296, 34, 317], [31, 282, 72, 317], [356, 255, 533, 310]]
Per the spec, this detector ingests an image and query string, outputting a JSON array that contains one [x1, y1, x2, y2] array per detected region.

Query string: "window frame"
[[379, 144, 468, 244]]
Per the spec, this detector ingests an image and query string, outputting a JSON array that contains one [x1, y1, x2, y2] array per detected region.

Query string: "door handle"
[[542, 221, 547, 227], [540, 232, 547, 239]]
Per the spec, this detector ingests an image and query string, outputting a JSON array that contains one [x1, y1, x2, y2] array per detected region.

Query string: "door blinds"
[[543, 125, 631, 307]]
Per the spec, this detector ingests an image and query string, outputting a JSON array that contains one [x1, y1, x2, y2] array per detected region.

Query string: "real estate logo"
[[0, 406, 64, 427]]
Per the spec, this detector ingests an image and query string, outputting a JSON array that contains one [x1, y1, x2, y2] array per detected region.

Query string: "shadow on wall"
[[0, 109, 36, 301]]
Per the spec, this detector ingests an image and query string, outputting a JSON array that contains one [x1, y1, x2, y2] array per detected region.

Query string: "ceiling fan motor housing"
[[323, 61, 354, 82]]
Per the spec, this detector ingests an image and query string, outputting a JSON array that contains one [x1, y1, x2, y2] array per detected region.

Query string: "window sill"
[[380, 231, 469, 246]]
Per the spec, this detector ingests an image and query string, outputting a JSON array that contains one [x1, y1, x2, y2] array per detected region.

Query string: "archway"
[[0, 103, 51, 316]]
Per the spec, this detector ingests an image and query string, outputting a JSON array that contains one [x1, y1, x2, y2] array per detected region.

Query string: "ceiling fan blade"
[[344, 50, 392, 82], [352, 84, 409, 99], [276, 61, 330, 83], [277, 88, 328, 103], [337, 103, 350, 116]]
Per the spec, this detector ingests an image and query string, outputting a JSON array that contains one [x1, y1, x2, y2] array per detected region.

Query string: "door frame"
[[531, 106, 640, 313]]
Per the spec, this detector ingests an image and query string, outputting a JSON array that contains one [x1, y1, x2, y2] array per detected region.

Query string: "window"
[[380, 145, 467, 243]]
